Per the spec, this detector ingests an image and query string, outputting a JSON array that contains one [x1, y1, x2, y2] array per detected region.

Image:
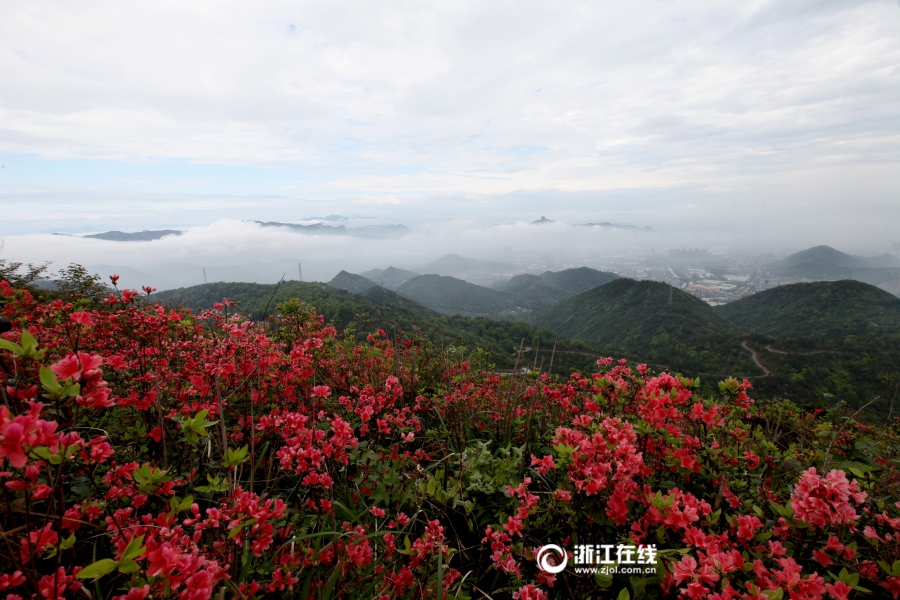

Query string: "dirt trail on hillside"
[[742, 341, 771, 377]]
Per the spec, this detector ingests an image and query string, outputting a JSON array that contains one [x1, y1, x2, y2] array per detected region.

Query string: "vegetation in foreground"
[[160, 276, 900, 416], [2, 274, 900, 599], [156, 280, 601, 375]]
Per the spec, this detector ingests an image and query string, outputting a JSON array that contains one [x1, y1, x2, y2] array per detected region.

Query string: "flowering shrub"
[[1, 277, 900, 599]]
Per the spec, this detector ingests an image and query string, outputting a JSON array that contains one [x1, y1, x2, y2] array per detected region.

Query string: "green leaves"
[[132, 465, 172, 493], [879, 559, 900, 578], [223, 445, 250, 468], [45, 533, 77, 559], [769, 502, 794, 519], [228, 518, 256, 539], [76, 536, 146, 580], [174, 409, 218, 444], [195, 474, 228, 494], [827, 567, 870, 593], [169, 495, 194, 514], [39, 365, 80, 400], [648, 490, 675, 512], [76, 559, 118, 580], [551, 443, 575, 468], [119, 535, 146, 573], [0, 329, 46, 361], [30, 443, 80, 465]]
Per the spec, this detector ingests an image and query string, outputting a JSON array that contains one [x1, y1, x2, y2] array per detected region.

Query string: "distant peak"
[[531, 216, 555, 225], [84, 230, 182, 242]]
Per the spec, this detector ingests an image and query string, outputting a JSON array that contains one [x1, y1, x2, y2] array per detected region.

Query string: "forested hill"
[[492, 267, 619, 310], [325, 266, 619, 318], [527, 278, 753, 374], [717, 279, 900, 340], [766, 245, 900, 286], [538, 266, 619, 294], [394, 274, 515, 317], [154, 281, 599, 373], [154, 277, 900, 416], [155, 281, 418, 327], [715, 280, 900, 414], [328, 270, 377, 294]]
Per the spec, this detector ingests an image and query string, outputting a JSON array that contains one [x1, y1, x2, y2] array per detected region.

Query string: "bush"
[[1, 278, 900, 599]]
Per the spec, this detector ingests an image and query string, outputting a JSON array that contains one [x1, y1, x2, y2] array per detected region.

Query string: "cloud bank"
[[0, 1, 897, 248]]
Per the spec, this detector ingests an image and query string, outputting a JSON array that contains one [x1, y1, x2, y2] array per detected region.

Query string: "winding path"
[[742, 341, 771, 377]]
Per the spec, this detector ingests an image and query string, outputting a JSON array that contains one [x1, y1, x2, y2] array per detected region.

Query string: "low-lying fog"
[[3, 209, 899, 292]]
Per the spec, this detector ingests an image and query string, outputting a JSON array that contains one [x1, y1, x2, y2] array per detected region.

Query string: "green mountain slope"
[[772, 246, 871, 269], [328, 270, 377, 294], [718, 280, 900, 414], [493, 275, 571, 309], [768, 246, 900, 286], [419, 253, 513, 276], [747, 338, 900, 417], [494, 267, 619, 309], [540, 267, 619, 294], [351, 266, 619, 317], [528, 278, 753, 373], [154, 281, 598, 372], [155, 281, 427, 331], [395, 274, 515, 317], [718, 280, 900, 340], [772, 245, 900, 270], [360, 266, 420, 288], [354, 285, 446, 318]]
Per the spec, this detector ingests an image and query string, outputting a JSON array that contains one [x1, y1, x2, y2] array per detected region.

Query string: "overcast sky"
[[1, 1, 899, 255]]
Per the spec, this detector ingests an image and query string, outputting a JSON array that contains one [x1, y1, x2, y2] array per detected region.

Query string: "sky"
[[1, 0, 899, 274]]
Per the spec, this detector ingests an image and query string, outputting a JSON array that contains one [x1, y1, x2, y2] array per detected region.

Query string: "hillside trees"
[[2, 276, 900, 599]]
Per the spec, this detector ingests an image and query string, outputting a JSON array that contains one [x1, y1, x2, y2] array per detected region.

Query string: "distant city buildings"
[[456, 247, 840, 308]]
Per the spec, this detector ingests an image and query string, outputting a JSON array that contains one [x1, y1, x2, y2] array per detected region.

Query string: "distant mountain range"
[[394, 274, 515, 317], [358, 267, 421, 288], [768, 245, 900, 290], [253, 221, 347, 234], [156, 265, 900, 416], [576, 222, 654, 231], [772, 245, 900, 270], [85, 259, 302, 290], [417, 253, 513, 276], [251, 220, 410, 238], [73, 243, 900, 416], [84, 230, 183, 241], [329, 271, 380, 294], [332, 270, 512, 317], [330, 263, 620, 318], [494, 267, 619, 308]]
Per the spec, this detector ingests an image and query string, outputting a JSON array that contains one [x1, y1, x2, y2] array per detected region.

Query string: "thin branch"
[[823, 396, 879, 473]]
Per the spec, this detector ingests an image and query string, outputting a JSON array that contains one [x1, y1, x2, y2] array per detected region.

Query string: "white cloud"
[[0, 1, 897, 192], [0, 0, 898, 256]]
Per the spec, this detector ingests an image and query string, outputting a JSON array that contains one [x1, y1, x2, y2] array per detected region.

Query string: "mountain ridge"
[[718, 279, 900, 340], [527, 278, 752, 373]]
